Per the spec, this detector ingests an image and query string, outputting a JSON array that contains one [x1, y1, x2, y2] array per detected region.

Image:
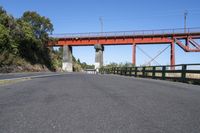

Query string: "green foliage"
[[51, 47, 62, 69], [105, 62, 118, 68], [0, 24, 10, 52], [77, 58, 81, 64], [0, 51, 29, 68], [71, 57, 95, 71], [104, 62, 135, 68], [0, 7, 19, 54], [0, 7, 14, 28], [0, 6, 59, 71], [80, 62, 95, 69], [21, 11, 53, 41]]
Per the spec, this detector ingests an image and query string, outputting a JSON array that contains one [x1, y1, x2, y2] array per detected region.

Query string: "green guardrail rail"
[[99, 64, 200, 85]]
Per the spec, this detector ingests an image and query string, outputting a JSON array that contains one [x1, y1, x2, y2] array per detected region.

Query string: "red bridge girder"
[[49, 28, 200, 66]]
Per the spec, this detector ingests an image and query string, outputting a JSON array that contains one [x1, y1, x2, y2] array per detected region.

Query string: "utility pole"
[[184, 10, 188, 33], [99, 17, 103, 33]]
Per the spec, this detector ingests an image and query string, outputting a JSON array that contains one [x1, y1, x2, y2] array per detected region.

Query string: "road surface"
[[0, 73, 200, 133]]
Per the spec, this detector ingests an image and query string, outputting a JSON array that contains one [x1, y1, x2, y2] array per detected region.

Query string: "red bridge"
[[49, 28, 200, 72]]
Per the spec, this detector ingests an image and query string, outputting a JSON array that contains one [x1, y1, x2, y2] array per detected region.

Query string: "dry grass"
[[186, 73, 200, 79], [0, 78, 30, 86], [136, 72, 200, 80]]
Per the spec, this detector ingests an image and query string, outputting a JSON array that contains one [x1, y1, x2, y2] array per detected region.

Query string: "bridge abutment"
[[62, 46, 73, 72], [94, 44, 104, 71]]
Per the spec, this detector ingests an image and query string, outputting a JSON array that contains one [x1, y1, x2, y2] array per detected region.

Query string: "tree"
[[18, 11, 54, 68], [77, 58, 81, 64], [16, 19, 38, 63], [0, 7, 19, 54], [21, 11, 53, 45], [0, 24, 10, 52], [0, 6, 62, 71]]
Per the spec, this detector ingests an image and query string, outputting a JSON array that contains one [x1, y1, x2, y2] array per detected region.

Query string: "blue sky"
[[0, 0, 200, 65]]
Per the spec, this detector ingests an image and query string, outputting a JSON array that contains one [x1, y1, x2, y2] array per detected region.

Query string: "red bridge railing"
[[50, 27, 200, 38]]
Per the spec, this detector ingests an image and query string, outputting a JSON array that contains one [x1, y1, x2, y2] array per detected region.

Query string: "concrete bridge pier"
[[132, 43, 136, 65], [62, 45, 73, 72], [94, 44, 104, 71]]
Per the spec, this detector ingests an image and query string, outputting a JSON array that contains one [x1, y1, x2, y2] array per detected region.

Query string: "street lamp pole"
[[99, 17, 103, 33], [184, 10, 188, 33]]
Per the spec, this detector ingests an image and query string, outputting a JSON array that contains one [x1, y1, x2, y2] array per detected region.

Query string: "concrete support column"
[[132, 43, 136, 65], [94, 44, 104, 70], [170, 41, 175, 70], [62, 45, 73, 72]]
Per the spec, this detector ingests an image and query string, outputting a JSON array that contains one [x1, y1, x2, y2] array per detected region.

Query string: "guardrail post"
[[142, 67, 146, 77], [125, 67, 127, 76], [152, 66, 156, 79], [101, 68, 103, 74], [117, 67, 119, 75], [181, 65, 187, 82], [162, 66, 166, 80], [120, 68, 122, 75], [113, 68, 116, 74], [129, 67, 132, 76], [135, 67, 137, 77]]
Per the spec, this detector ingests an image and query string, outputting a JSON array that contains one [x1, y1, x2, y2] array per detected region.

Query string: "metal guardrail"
[[50, 27, 200, 39], [100, 64, 200, 84]]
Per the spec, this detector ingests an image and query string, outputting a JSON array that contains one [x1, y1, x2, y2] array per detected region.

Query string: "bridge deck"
[[51, 27, 200, 39], [49, 28, 200, 51]]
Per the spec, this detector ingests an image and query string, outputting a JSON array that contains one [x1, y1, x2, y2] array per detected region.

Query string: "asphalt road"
[[0, 73, 200, 133]]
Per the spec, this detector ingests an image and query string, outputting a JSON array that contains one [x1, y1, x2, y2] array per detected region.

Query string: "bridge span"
[[49, 28, 200, 72]]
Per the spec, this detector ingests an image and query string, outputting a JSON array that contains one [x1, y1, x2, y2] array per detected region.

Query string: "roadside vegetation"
[[0, 6, 61, 72], [103, 62, 135, 68], [73, 57, 95, 72], [0, 6, 93, 73]]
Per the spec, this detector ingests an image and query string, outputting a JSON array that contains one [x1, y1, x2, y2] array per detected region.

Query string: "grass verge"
[[0, 78, 31, 86]]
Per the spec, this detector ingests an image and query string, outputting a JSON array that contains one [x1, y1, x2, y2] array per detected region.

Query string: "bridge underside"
[[49, 30, 200, 72]]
